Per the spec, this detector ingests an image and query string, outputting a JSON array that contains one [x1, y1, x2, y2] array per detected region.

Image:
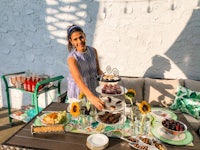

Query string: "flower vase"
[[140, 114, 146, 134], [77, 114, 88, 130], [89, 105, 96, 124], [135, 113, 151, 135], [130, 106, 136, 126]]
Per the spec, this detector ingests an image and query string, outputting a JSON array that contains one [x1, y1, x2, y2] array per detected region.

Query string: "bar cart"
[[1, 71, 64, 125]]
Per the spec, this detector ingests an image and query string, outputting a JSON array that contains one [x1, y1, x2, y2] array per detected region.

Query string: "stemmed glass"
[[10, 76, 17, 87]]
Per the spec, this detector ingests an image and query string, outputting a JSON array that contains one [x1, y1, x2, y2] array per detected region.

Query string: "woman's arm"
[[67, 57, 104, 110]]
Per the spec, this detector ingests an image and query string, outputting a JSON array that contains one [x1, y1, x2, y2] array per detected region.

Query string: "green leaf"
[[86, 101, 91, 111]]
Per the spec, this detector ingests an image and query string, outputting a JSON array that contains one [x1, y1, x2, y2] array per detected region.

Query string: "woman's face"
[[70, 31, 86, 52]]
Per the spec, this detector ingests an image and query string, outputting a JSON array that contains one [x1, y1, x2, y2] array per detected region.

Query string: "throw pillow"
[[170, 86, 200, 119]]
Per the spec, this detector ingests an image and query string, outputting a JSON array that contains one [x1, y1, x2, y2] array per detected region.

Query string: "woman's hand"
[[88, 95, 105, 111]]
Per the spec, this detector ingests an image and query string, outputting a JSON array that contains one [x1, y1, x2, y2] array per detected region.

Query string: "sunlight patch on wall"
[[45, 0, 87, 45]]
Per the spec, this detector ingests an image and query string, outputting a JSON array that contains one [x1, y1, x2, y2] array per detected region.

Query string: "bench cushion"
[[121, 77, 144, 102], [185, 79, 200, 92], [144, 78, 184, 107]]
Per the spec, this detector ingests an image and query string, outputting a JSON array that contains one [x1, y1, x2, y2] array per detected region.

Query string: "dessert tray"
[[121, 135, 167, 150], [31, 124, 65, 134], [151, 123, 193, 146], [34, 111, 69, 126], [96, 84, 127, 96], [96, 111, 126, 126], [100, 96, 125, 112], [97, 74, 121, 82], [32, 111, 69, 134]]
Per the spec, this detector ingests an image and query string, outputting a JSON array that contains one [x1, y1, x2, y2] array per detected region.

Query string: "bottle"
[[27, 77, 32, 92], [32, 78, 37, 92], [23, 77, 27, 91]]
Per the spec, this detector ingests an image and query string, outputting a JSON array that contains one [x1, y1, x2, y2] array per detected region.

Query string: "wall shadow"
[[143, 55, 171, 79], [165, 1, 200, 80], [143, 55, 174, 106]]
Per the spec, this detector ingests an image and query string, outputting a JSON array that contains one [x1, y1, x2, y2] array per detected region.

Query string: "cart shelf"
[[1, 71, 64, 125]]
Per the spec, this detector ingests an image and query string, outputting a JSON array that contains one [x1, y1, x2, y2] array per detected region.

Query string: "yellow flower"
[[78, 92, 86, 99], [125, 89, 136, 98], [70, 102, 80, 117], [136, 101, 151, 114]]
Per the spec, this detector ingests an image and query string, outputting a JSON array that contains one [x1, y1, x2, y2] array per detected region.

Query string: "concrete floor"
[[0, 108, 24, 144]]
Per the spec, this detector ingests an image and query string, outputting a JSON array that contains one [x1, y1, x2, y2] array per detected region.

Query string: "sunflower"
[[78, 92, 91, 111], [125, 89, 136, 105], [125, 89, 136, 98], [136, 101, 151, 114], [78, 92, 86, 99], [70, 102, 81, 117]]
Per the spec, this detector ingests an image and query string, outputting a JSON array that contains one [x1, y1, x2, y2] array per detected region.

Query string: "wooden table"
[[1, 102, 200, 150]]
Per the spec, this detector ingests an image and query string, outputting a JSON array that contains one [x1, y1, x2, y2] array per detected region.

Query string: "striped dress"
[[67, 46, 99, 99]]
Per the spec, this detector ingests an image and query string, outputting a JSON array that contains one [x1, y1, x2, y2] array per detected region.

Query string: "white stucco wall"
[[0, 0, 200, 108]]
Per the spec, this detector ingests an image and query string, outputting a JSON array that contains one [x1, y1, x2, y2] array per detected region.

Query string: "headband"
[[67, 25, 83, 39]]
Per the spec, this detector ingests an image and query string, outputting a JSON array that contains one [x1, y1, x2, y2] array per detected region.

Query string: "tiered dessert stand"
[[95, 66, 127, 136]]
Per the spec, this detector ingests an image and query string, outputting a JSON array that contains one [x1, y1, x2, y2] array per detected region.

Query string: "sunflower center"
[[142, 105, 148, 112], [73, 105, 77, 112]]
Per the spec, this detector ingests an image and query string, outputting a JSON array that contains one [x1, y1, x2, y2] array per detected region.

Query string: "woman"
[[67, 24, 104, 110]]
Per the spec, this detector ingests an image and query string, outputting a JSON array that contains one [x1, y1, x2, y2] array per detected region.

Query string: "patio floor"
[[0, 108, 24, 144]]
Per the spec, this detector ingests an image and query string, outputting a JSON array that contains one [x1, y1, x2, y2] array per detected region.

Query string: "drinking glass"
[[10, 76, 17, 87]]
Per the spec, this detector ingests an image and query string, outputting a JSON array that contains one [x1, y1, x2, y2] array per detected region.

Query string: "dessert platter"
[[96, 84, 127, 96], [161, 119, 187, 136], [32, 111, 69, 134], [31, 124, 65, 134], [121, 135, 167, 150], [96, 67, 127, 127], [96, 111, 126, 126], [151, 119, 193, 146], [100, 96, 125, 112], [97, 74, 121, 82]]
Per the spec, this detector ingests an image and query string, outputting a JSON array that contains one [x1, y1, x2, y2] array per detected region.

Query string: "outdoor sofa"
[[120, 76, 200, 134], [57, 76, 200, 135]]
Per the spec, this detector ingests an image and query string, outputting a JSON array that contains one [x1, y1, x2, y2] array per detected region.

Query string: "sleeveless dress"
[[67, 46, 99, 99]]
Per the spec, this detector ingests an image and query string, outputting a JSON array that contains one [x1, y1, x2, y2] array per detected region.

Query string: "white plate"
[[150, 107, 177, 121], [87, 133, 109, 147], [100, 96, 125, 112], [95, 85, 127, 96], [10, 113, 27, 121], [96, 112, 126, 126]]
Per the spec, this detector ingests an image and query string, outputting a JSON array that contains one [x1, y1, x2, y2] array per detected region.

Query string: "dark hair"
[[67, 24, 84, 52]]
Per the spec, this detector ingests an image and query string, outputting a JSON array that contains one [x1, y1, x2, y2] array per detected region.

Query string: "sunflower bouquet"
[[136, 101, 151, 114], [125, 89, 137, 124], [70, 102, 81, 118], [78, 92, 91, 115], [136, 100, 151, 134], [125, 89, 136, 105]]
